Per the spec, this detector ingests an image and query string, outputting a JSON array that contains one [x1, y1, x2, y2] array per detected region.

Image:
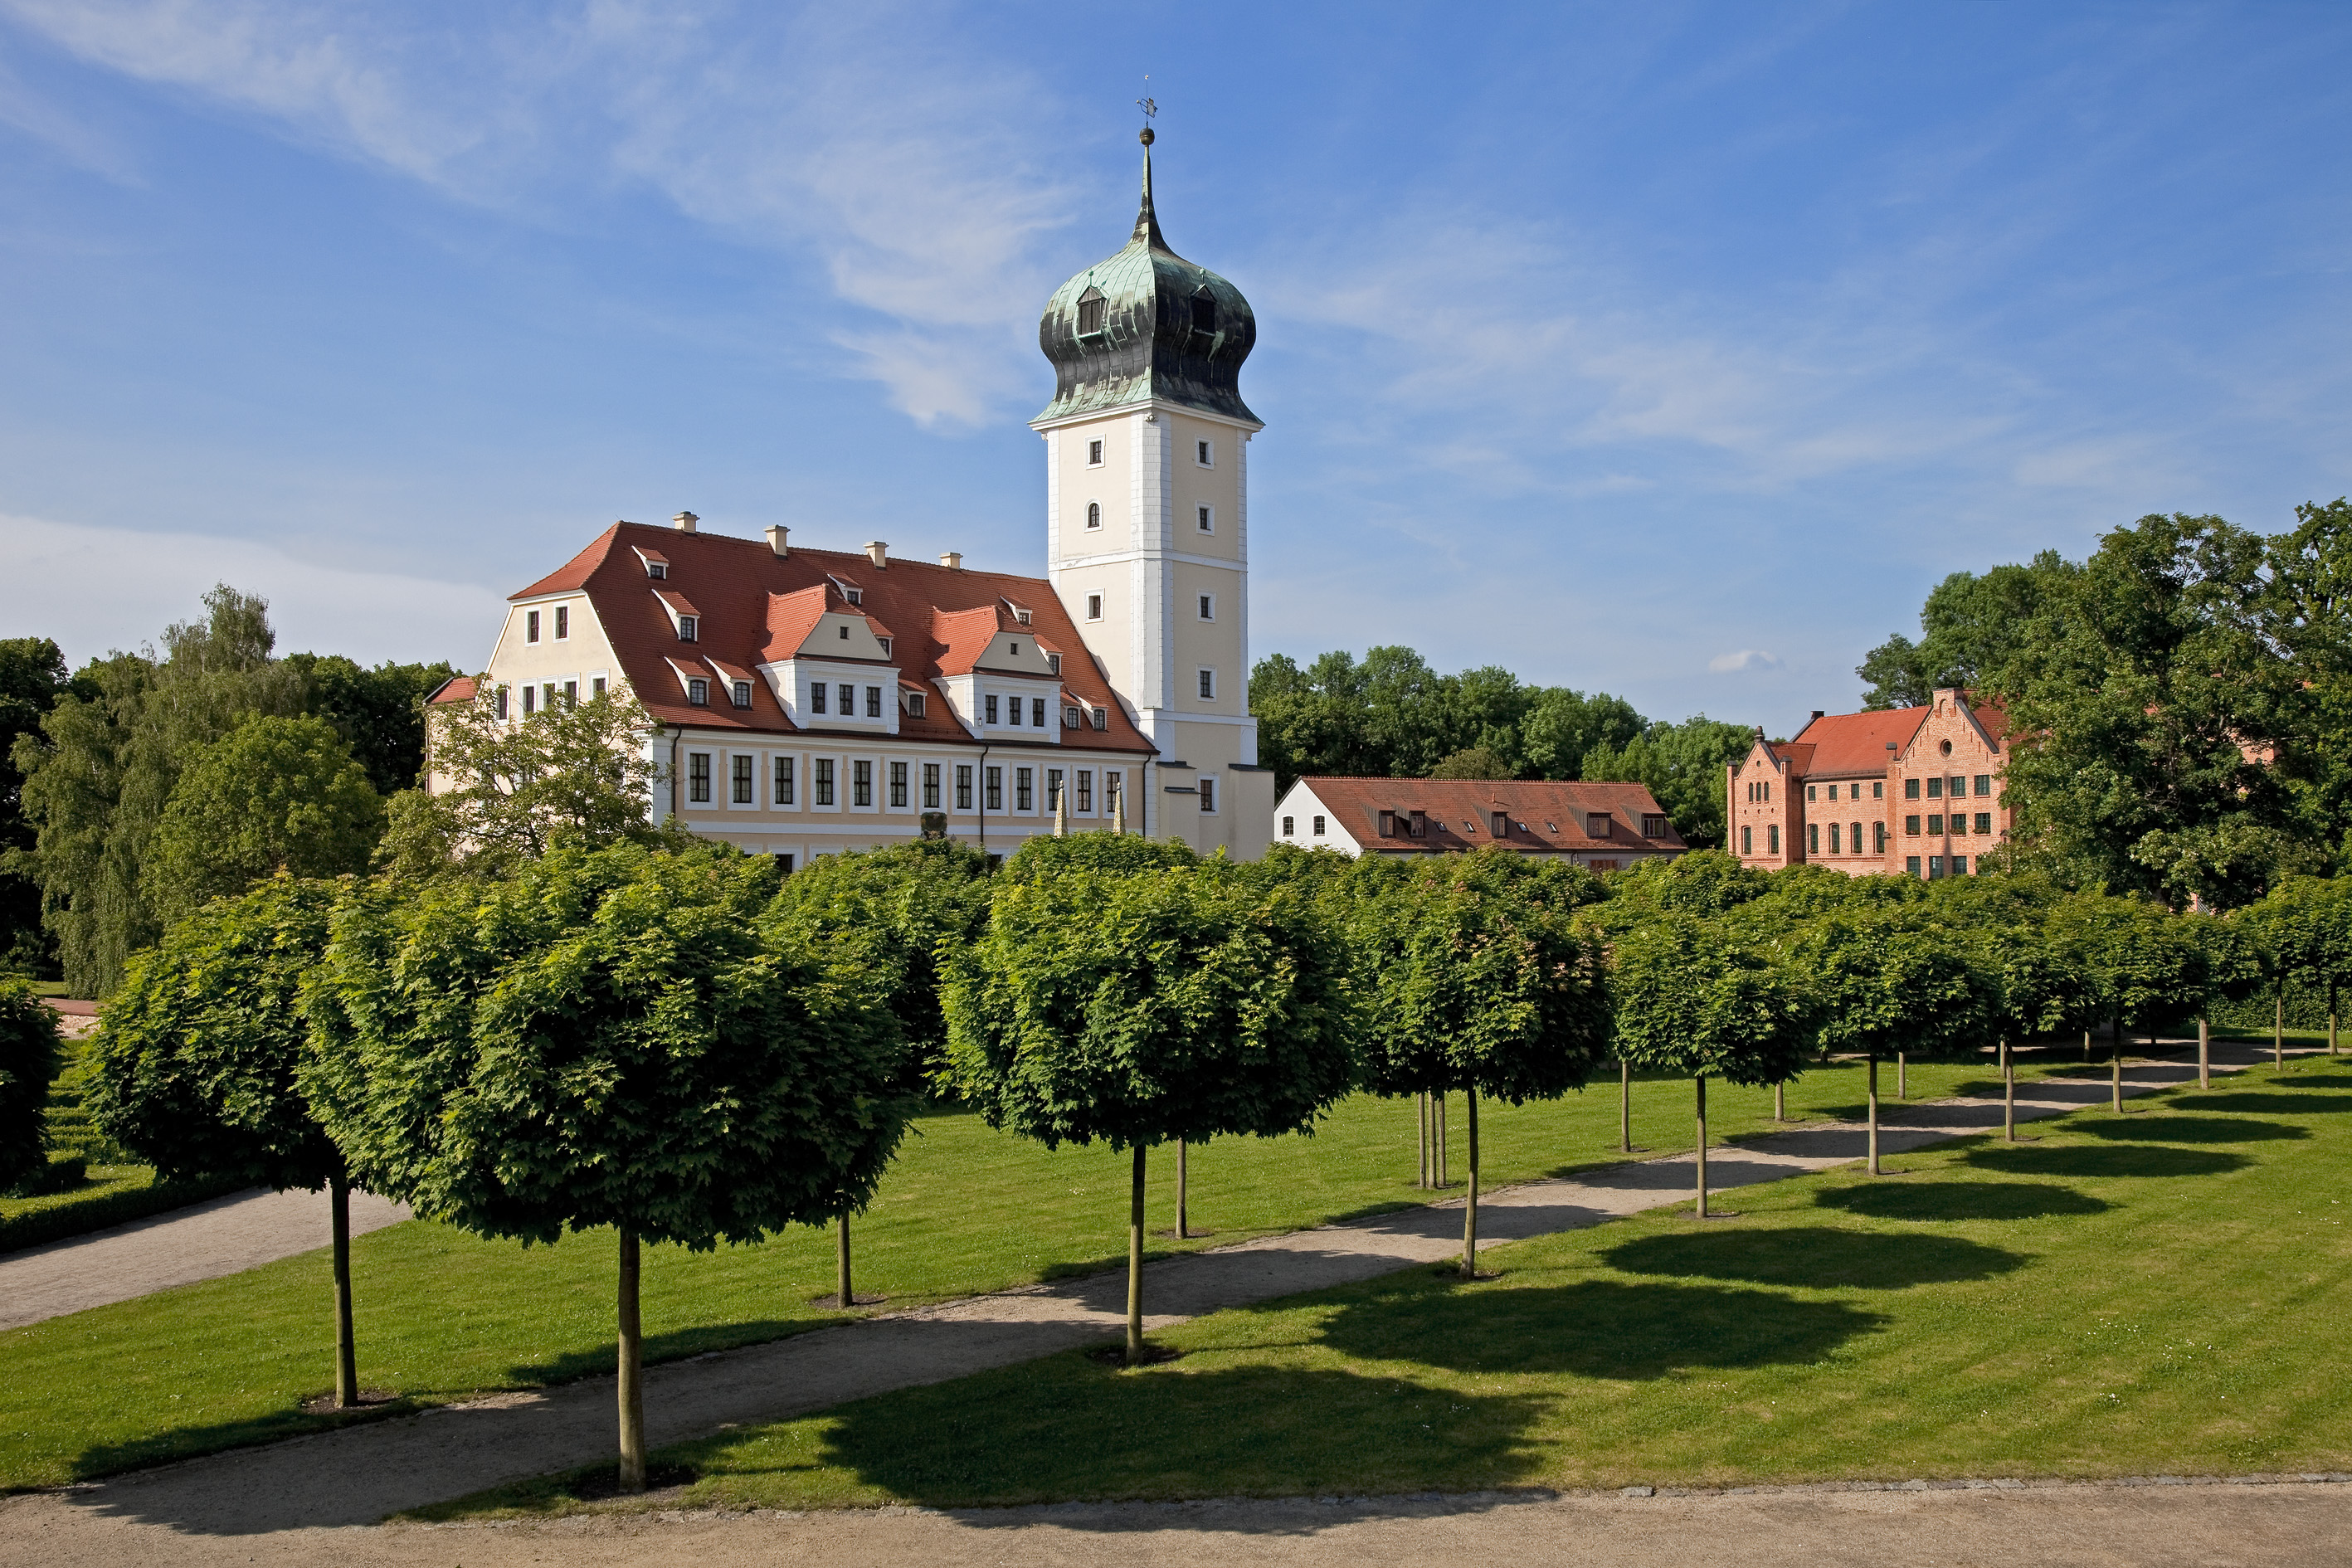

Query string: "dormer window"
[[1013, 606, 1033, 626], [730, 680, 752, 709], [846, 588, 863, 606], [1090, 706, 1108, 730], [1190, 290, 1215, 334], [1009, 640, 1020, 657], [1076, 286, 1107, 336], [1587, 813, 1613, 838], [839, 625, 850, 640], [878, 636, 892, 657], [687, 678, 709, 706], [1642, 813, 1668, 839], [677, 615, 699, 643], [904, 691, 927, 718], [1046, 652, 1061, 674], [647, 560, 667, 579], [1064, 704, 1081, 728]]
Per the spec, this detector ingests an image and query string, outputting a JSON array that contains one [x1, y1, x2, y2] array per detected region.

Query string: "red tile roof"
[[1293, 777, 1687, 855], [501, 523, 1155, 753], [1780, 709, 1929, 776]]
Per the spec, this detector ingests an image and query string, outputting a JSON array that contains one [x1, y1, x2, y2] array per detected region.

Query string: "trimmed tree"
[[86, 877, 368, 1402], [1974, 917, 2096, 1141], [306, 842, 908, 1490], [1790, 908, 1998, 1175], [942, 861, 1356, 1363], [2242, 876, 2352, 1059], [1610, 913, 1809, 1215], [0, 978, 62, 1194], [2048, 892, 2206, 1107], [1352, 850, 1612, 1270]]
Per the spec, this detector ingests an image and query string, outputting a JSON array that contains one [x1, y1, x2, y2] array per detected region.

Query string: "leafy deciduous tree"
[[0, 977, 61, 1194], [143, 715, 383, 925]]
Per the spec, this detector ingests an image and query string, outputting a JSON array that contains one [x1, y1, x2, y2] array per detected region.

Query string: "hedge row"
[[0, 1167, 250, 1256]]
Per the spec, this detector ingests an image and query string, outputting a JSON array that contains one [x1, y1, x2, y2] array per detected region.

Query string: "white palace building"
[[432, 134, 1275, 865]]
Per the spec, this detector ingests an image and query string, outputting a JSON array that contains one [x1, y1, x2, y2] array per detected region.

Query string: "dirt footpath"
[[7, 1480, 2350, 1567]]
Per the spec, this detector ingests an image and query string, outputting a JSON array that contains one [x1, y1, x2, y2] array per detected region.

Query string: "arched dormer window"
[[1190, 288, 1216, 335], [1075, 286, 1106, 336], [1086, 501, 1101, 530]]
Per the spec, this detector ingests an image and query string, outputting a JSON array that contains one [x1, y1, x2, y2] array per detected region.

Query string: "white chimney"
[[938, 551, 962, 570], [866, 541, 889, 569], [766, 524, 789, 557], [672, 511, 699, 533]]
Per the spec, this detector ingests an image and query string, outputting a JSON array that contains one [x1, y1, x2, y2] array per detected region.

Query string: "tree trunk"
[[2331, 988, 2339, 1057], [1460, 1089, 1481, 1277], [2001, 1040, 2014, 1142], [835, 1212, 853, 1309], [1867, 1055, 1882, 1176], [2199, 1016, 2210, 1090], [329, 1172, 357, 1409], [617, 1228, 645, 1493], [2276, 985, 2285, 1068], [1176, 1142, 1190, 1240], [2082, 1029, 2091, 1062], [1897, 1052, 1907, 1102], [1416, 1093, 1429, 1188], [1435, 1093, 1448, 1187], [2111, 1044, 2124, 1113], [1126, 1144, 1147, 1365], [1774, 1078, 1785, 1122], [1694, 1075, 1710, 1219], [1619, 1061, 1634, 1152]]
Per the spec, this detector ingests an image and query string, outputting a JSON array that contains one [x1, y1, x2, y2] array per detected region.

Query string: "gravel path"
[[7, 1476, 2350, 1566], [0, 1186, 411, 1330], [8, 1039, 2296, 1549]]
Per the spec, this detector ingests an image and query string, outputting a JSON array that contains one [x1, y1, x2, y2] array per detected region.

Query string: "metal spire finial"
[[1137, 77, 1157, 147]]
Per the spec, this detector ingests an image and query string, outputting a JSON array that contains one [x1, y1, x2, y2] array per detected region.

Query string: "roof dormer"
[[632, 546, 670, 581]]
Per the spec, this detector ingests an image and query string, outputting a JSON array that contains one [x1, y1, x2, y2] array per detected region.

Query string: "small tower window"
[[1190, 290, 1215, 334], [1198, 668, 1216, 700], [1086, 501, 1101, 530], [1195, 439, 1213, 467], [1198, 593, 1214, 621], [1076, 286, 1106, 336], [1197, 504, 1214, 532], [1087, 439, 1104, 466], [1086, 593, 1103, 621]]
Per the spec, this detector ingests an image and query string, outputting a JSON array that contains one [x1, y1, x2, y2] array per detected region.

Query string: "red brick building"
[[1726, 689, 2013, 879]]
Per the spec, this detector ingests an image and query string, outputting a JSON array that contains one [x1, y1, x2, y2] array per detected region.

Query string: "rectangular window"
[[1975, 774, 1993, 796], [1064, 705, 1081, 729], [1006, 694, 1020, 726], [1087, 593, 1103, 620], [1950, 812, 1967, 836], [1850, 821, 1862, 854], [1829, 823, 1840, 854], [1874, 822, 1887, 852], [774, 755, 795, 805], [853, 760, 873, 807], [1046, 767, 1064, 808], [1197, 504, 1213, 533], [1809, 823, 1819, 853], [494, 687, 509, 719], [526, 609, 541, 643], [523, 684, 537, 716], [1199, 593, 1214, 620], [554, 605, 568, 640], [1873, 781, 1883, 799], [1088, 438, 1103, 466], [956, 764, 973, 811], [923, 762, 941, 809], [687, 678, 709, 706], [1927, 814, 1945, 835], [1906, 815, 1921, 835], [815, 758, 835, 806], [1929, 855, 1945, 879], [1906, 855, 1922, 877], [1015, 767, 1034, 811], [1741, 825, 1752, 855], [1312, 814, 1326, 837], [866, 686, 883, 718], [1091, 706, 1108, 730], [1926, 777, 1942, 798], [679, 616, 698, 642], [1196, 439, 1212, 465], [889, 760, 908, 807], [1768, 825, 1780, 854], [731, 755, 753, 805], [564, 680, 577, 704], [1198, 669, 1216, 700], [985, 766, 1003, 811], [1905, 777, 1921, 799], [811, 682, 828, 714], [1807, 784, 1816, 802], [1077, 769, 1093, 812], [592, 676, 606, 697], [1283, 815, 1295, 837], [1642, 813, 1668, 839], [774, 853, 795, 874], [905, 692, 927, 718], [838, 684, 855, 717], [1952, 855, 1970, 875], [543, 684, 556, 713], [1948, 776, 1965, 798], [1104, 772, 1122, 816], [688, 752, 712, 804], [1199, 777, 1217, 813], [732, 680, 752, 709], [986, 694, 1000, 724], [1031, 698, 1047, 728], [1975, 811, 1992, 835], [648, 560, 667, 579]]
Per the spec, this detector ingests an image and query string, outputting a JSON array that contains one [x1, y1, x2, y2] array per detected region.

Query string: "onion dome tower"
[[1030, 125, 1270, 864], [1035, 136, 1259, 426]]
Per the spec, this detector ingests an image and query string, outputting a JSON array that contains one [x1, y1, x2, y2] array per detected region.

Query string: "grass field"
[[439, 1049, 2352, 1515], [0, 1046, 2134, 1492]]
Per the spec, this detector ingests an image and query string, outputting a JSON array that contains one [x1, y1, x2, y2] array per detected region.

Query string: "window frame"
[[1195, 438, 1214, 467], [923, 762, 942, 809], [686, 677, 709, 707], [853, 759, 874, 809], [1198, 592, 1215, 621], [814, 757, 836, 807], [1087, 438, 1104, 467], [1198, 776, 1217, 814], [1086, 501, 1102, 530], [1196, 504, 1214, 533], [1197, 667, 1216, 701], [731, 753, 755, 806], [526, 609, 541, 644], [773, 754, 796, 806], [687, 751, 713, 805]]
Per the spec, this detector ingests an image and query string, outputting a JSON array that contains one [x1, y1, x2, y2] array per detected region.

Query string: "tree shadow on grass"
[[1960, 1144, 2251, 1179], [2161, 1093, 2352, 1116], [1600, 1228, 2027, 1291], [2286, 1075, 2352, 1089], [682, 1365, 1558, 1510], [1812, 1181, 2110, 1222], [494, 1318, 830, 1388], [2075, 1117, 2306, 1145], [1316, 1278, 1886, 1380]]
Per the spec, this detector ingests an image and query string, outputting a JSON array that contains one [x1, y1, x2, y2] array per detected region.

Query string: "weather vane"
[[1137, 78, 1157, 146]]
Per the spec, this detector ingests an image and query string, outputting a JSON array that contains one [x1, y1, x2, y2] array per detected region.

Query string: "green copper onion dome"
[[1035, 142, 1259, 426]]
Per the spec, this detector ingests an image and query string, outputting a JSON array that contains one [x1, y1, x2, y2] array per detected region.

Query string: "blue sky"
[[2, 2, 2347, 733]]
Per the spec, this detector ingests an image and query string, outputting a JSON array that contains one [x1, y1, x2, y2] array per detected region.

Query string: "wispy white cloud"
[[1708, 649, 1782, 673]]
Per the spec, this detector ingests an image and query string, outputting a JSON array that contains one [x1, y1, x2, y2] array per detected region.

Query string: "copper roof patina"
[[1034, 145, 1259, 427]]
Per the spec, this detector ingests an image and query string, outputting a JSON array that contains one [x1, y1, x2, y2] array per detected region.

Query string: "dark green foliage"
[[942, 864, 1357, 1152], [1856, 553, 2079, 709], [2043, 891, 2208, 1031], [998, 830, 1195, 884], [285, 654, 459, 796], [1580, 715, 1755, 850], [1351, 850, 1612, 1106], [0, 637, 70, 976], [1788, 906, 1999, 1059], [1427, 746, 1514, 780], [2235, 876, 2352, 1014], [0, 977, 62, 1192], [1609, 915, 1809, 1085], [142, 716, 383, 924], [767, 841, 991, 1091], [305, 841, 907, 1248], [85, 877, 343, 1191], [1595, 849, 1770, 927]]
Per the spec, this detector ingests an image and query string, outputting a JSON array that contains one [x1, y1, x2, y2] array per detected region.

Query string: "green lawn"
[[442, 1051, 2352, 1515], [0, 1048, 2119, 1492]]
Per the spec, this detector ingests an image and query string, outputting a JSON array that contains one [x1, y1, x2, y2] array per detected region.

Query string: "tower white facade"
[[1030, 140, 1273, 858]]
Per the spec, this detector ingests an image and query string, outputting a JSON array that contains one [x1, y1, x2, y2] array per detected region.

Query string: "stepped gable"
[[499, 521, 1155, 752]]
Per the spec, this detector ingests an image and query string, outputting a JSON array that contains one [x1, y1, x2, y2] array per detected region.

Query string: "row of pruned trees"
[[29, 835, 2352, 1492]]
